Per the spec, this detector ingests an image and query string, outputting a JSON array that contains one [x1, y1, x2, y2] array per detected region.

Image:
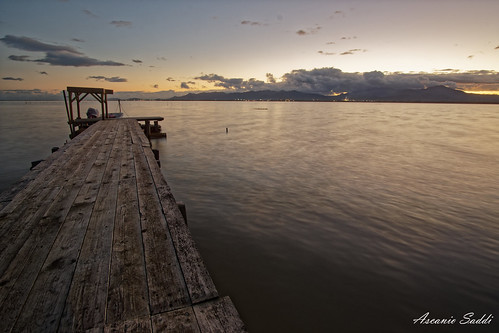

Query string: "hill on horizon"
[[165, 86, 499, 104]]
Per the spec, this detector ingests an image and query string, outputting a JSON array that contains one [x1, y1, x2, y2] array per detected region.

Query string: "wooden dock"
[[0, 119, 246, 332]]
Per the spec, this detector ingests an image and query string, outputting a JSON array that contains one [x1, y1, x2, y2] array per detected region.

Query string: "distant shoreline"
[[2, 99, 499, 105], [2, 86, 499, 104]]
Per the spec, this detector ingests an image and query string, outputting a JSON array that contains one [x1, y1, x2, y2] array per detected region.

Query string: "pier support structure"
[[63, 86, 113, 138]]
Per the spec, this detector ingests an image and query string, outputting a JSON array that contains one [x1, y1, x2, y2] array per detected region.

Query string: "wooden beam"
[[67, 86, 113, 95]]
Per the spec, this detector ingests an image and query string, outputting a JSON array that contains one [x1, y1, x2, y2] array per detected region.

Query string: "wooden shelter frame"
[[63, 86, 113, 138]]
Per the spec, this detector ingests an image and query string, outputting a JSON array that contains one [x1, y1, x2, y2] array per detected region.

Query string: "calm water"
[[1, 101, 498, 332]]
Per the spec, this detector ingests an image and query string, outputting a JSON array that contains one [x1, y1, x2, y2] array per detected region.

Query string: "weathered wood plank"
[[132, 130, 191, 314], [0, 185, 62, 277], [0, 119, 105, 215], [58, 120, 124, 331], [67, 86, 113, 95], [137, 134, 218, 304], [0, 118, 245, 333], [130, 120, 151, 148], [151, 308, 200, 333], [0, 121, 111, 269], [5, 124, 120, 333], [0, 137, 72, 210], [0, 122, 117, 332], [130, 120, 218, 303], [193, 297, 247, 333], [104, 316, 152, 333], [106, 120, 150, 325]]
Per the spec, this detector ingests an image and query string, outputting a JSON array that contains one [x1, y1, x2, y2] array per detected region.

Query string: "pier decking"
[[0, 119, 246, 332]]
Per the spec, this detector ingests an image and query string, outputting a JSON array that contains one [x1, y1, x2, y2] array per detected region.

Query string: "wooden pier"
[[0, 119, 246, 332]]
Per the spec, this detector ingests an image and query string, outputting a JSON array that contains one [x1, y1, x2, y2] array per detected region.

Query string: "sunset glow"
[[1, 0, 498, 99]]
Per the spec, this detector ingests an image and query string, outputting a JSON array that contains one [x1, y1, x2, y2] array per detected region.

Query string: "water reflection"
[[1, 101, 498, 332]]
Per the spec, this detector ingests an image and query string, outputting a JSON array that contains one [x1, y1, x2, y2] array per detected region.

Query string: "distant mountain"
[[349, 85, 499, 103], [165, 86, 499, 103], [167, 90, 335, 101]]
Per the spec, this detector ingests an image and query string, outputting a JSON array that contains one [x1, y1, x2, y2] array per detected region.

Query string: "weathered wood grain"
[[193, 296, 247, 333], [0, 120, 104, 215], [129, 120, 151, 148], [132, 135, 191, 314], [106, 120, 149, 325], [0, 118, 245, 332], [59, 121, 124, 331], [151, 307, 200, 333], [6, 124, 119, 332], [139, 140, 218, 304], [104, 316, 152, 333], [0, 121, 109, 271], [0, 123, 118, 332], [130, 121, 219, 304]]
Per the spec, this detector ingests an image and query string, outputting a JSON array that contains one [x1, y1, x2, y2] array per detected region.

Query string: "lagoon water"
[[1, 101, 498, 332]]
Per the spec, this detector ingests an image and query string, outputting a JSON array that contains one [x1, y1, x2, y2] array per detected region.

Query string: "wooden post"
[[177, 202, 187, 225], [152, 149, 160, 167], [144, 120, 151, 140], [101, 91, 105, 120], [63, 90, 74, 138], [68, 91, 75, 136], [104, 91, 109, 119], [76, 93, 81, 119], [30, 160, 44, 170]]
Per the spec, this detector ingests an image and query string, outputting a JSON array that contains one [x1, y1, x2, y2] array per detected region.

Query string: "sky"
[[1, 0, 498, 100]]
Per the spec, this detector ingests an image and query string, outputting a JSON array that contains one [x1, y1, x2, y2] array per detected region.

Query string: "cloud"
[[39, 71, 48, 75], [1, 35, 81, 54], [8, 55, 31, 61], [296, 26, 322, 36], [35, 52, 124, 66], [132, 59, 142, 63], [281, 68, 499, 94], [180, 81, 197, 89], [2, 77, 23, 81], [330, 10, 345, 19], [88, 75, 127, 82], [194, 68, 499, 96], [157, 56, 167, 61], [195, 74, 267, 90], [110, 20, 132, 28], [82, 9, 98, 18], [241, 20, 265, 26], [166, 77, 175, 81], [340, 48, 367, 55], [153, 84, 159, 89], [1, 35, 125, 67], [266, 73, 276, 84], [71, 38, 85, 43], [467, 55, 474, 59], [495, 46, 499, 50], [318, 50, 336, 56]]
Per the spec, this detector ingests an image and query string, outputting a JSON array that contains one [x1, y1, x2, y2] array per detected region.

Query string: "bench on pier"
[[63, 86, 166, 140], [70, 116, 167, 140]]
